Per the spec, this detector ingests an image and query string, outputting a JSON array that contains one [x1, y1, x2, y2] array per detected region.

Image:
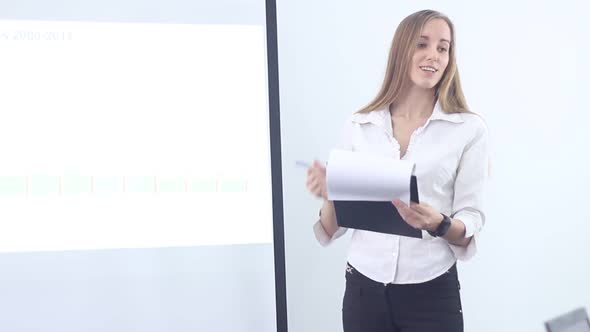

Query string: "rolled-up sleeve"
[[313, 220, 347, 246], [311, 118, 355, 246], [448, 118, 489, 260]]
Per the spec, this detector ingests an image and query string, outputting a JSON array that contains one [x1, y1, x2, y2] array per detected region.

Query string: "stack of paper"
[[325, 150, 422, 238]]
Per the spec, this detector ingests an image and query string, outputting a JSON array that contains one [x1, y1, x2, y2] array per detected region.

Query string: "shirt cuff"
[[313, 220, 346, 247], [453, 210, 481, 238], [448, 234, 478, 261], [448, 211, 482, 261]]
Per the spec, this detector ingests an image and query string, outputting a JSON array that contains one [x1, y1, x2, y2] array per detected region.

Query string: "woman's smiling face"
[[408, 18, 451, 90]]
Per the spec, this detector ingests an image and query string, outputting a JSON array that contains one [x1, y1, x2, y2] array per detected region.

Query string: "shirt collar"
[[351, 100, 464, 129], [429, 102, 464, 124]]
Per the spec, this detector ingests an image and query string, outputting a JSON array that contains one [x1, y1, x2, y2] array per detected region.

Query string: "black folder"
[[333, 175, 422, 238]]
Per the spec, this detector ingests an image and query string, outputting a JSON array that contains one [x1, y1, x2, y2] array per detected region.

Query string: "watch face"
[[438, 215, 452, 236]]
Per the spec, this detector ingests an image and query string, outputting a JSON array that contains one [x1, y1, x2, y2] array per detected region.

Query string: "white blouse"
[[313, 102, 489, 284]]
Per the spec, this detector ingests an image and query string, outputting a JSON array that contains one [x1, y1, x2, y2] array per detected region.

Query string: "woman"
[[305, 9, 489, 332]]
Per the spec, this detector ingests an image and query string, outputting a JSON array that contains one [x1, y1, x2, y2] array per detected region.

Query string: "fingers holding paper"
[[392, 199, 442, 232], [305, 160, 328, 199]]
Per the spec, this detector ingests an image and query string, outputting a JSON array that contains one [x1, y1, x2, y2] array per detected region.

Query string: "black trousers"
[[342, 263, 463, 332]]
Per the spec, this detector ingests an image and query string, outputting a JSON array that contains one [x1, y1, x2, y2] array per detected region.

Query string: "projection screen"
[[0, 0, 287, 331]]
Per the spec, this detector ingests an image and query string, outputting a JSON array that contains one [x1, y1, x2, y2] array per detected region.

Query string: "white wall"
[[277, 1, 590, 331]]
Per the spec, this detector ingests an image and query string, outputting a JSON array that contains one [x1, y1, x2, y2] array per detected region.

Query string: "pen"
[[295, 160, 311, 168]]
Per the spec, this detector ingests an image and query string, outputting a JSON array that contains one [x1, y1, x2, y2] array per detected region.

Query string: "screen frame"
[[265, 0, 288, 331]]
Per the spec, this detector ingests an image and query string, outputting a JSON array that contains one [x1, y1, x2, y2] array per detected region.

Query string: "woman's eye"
[[438, 47, 448, 52], [417, 43, 427, 48]]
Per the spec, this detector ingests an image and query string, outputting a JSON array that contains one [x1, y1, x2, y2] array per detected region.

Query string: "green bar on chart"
[[29, 176, 60, 195], [219, 179, 247, 193], [0, 176, 26, 195], [63, 176, 91, 195], [189, 179, 217, 192], [158, 177, 185, 193], [126, 176, 154, 193], [93, 176, 123, 194]]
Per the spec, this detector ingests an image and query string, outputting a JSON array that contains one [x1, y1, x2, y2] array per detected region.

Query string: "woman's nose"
[[427, 47, 439, 62]]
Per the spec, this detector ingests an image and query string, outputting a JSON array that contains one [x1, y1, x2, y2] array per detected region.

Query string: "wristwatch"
[[427, 213, 452, 237]]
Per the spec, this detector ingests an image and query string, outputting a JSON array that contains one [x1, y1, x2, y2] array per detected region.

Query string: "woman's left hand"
[[392, 199, 443, 232]]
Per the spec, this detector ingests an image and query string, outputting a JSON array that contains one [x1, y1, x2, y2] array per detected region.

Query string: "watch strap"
[[428, 213, 451, 237]]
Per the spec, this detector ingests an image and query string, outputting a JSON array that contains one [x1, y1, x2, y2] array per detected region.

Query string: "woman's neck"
[[391, 86, 436, 121]]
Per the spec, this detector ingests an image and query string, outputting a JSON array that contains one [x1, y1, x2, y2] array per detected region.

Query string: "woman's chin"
[[411, 81, 438, 91]]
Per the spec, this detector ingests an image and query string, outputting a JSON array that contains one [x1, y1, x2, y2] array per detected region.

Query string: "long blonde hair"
[[358, 10, 469, 114]]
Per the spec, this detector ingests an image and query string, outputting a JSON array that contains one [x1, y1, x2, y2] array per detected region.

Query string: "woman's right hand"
[[305, 160, 327, 199]]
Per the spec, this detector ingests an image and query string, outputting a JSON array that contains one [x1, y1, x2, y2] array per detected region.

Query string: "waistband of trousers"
[[345, 262, 458, 288]]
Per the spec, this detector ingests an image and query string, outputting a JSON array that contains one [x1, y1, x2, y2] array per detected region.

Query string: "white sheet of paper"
[[326, 149, 415, 204]]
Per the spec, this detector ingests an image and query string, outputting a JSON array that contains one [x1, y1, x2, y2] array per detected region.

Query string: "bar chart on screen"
[[0, 176, 249, 195], [0, 20, 273, 253]]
